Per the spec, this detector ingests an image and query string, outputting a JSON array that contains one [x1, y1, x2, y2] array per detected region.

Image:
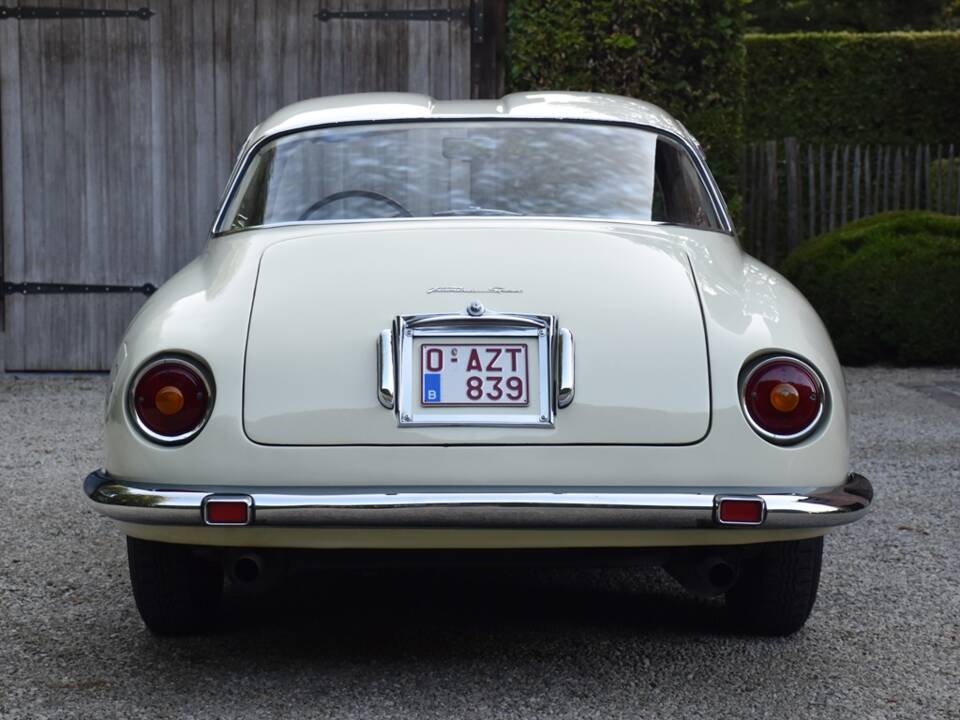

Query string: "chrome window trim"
[[394, 309, 556, 428], [739, 354, 828, 446], [210, 117, 734, 237], [126, 354, 216, 446]]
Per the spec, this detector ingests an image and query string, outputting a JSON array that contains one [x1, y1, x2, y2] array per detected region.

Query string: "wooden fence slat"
[[956, 153, 960, 215], [852, 145, 861, 221], [828, 145, 838, 231], [742, 139, 960, 264], [840, 144, 849, 225], [914, 144, 922, 210], [765, 140, 778, 261], [807, 144, 816, 237], [881, 146, 889, 212], [948, 144, 956, 214], [893, 147, 903, 211], [864, 145, 871, 216], [785, 138, 800, 252], [875, 146, 882, 213], [935, 144, 944, 212], [819, 145, 828, 233], [752, 142, 764, 254], [904, 145, 912, 210]]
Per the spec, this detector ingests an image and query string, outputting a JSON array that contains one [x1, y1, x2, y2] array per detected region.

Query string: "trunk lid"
[[243, 220, 710, 445]]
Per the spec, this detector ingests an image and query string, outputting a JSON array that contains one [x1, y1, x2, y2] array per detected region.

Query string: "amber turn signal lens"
[[155, 385, 185, 415], [769, 382, 800, 413]]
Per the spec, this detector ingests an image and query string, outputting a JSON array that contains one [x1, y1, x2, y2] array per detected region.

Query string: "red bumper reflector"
[[203, 498, 251, 525], [717, 498, 765, 525]]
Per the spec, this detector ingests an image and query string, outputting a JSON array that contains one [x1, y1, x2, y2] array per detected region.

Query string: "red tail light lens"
[[130, 357, 213, 444], [741, 356, 825, 444]]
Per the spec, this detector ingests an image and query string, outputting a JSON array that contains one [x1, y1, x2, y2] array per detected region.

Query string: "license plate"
[[420, 343, 529, 407]]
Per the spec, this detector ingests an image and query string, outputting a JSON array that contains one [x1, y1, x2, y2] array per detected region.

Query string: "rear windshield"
[[219, 121, 722, 232]]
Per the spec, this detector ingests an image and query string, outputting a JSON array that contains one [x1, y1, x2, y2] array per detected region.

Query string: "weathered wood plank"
[[764, 140, 778, 263], [880, 146, 888, 213], [863, 145, 871, 217], [839, 144, 849, 225], [914, 144, 922, 210], [7, 0, 44, 367], [904, 145, 912, 210], [213, 0, 234, 189], [129, 0, 156, 278], [316, 0, 340, 96], [256, 0, 280, 120], [0, 0, 24, 366], [193, 0, 218, 241], [230, 0, 258, 155], [751, 143, 763, 254], [893, 146, 903, 211], [819, 145, 827, 234], [947, 144, 955, 214], [449, 0, 470, 98], [106, 0, 134, 283], [429, 0, 452, 98], [828, 145, 837, 232], [807, 144, 815, 238], [61, 0, 88, 284], [933, 144, 943, 212], [406, 0, 432, 95], [150, 0, 172, 274], [278, 0, 301, 107], [852, 145, 861, 221], [169, 0, 196, 275], [784, 138, 800, 252]]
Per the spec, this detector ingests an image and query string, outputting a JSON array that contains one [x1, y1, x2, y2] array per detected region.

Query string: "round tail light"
[[129, 357, 214, 444], [740, 356, 825, 444]]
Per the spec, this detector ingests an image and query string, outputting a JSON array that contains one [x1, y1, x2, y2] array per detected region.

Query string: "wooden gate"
[[0, 0, 504, 370]]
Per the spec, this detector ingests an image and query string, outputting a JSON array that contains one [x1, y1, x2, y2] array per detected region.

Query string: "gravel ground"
[[0, 367, 958, 719]]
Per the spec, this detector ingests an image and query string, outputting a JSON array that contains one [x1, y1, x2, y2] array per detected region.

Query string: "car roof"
[[246, 92, 697, 148]]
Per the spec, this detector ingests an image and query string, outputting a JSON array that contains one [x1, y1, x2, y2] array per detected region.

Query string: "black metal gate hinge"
[[0, 6, 153, 20], [4, 282, 156, 296], [316, 8, 468, 22]]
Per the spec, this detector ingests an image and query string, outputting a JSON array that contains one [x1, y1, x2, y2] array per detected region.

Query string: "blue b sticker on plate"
[[423, 373, 442, 404]]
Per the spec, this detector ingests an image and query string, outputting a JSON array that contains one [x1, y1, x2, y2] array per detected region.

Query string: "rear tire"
[[725, 536, 823, 636], [126, 536, 223, 636]]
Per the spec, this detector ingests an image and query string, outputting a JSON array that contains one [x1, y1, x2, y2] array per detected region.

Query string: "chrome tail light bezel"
[[127, 354, 216, 445], [739, 354, 828, 445]]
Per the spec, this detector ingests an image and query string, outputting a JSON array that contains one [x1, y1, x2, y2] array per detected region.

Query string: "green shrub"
[[745, 32, 960, 144], [781, 211, 960, 365], [506, 0, 747, 205]]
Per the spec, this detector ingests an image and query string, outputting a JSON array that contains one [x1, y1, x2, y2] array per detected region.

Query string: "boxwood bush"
[[506, 0, 746, 206], [745, 32, 960, 144], [781, 212, 960, 365]]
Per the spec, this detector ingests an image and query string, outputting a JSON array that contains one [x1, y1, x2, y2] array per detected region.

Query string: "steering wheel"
[[298, 190, 412, 220]]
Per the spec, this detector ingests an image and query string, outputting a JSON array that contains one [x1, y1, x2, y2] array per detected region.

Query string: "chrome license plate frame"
[[395, 310, 555, 428]]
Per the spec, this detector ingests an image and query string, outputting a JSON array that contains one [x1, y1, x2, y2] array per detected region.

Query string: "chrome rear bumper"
[[83, 471, 872, 531]]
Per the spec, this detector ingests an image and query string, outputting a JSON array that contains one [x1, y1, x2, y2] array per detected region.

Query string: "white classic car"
[[85, 92, 872, 636]]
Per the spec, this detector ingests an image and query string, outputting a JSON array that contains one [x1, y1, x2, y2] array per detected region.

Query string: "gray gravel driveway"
[[0, 367, 958, 719]]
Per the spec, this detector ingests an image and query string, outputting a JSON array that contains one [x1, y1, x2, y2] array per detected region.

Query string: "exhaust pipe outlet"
[[229, 553, 264, 584], [666, 555, 740, 598]]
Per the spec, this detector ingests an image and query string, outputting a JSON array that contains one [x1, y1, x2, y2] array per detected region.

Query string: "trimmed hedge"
[[781, 212, 960, 365], [506, 0, 746, 205], [745, 32, 960, 144]]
